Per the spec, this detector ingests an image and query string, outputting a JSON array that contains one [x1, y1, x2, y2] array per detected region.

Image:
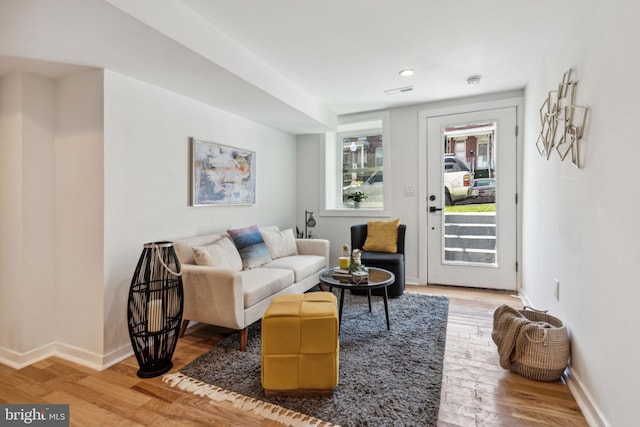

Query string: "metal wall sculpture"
[[536, 68, 589, 168]]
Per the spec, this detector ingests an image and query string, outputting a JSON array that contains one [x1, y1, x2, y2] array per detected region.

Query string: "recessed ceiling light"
[[399, 69, 414, 77], [467, 75, 482, 85]]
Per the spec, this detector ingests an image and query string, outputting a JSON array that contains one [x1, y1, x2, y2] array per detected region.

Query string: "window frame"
[[321, 111, 391, 217]]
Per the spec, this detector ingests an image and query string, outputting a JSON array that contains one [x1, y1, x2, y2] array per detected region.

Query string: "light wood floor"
[[0, 285, 587, 426]]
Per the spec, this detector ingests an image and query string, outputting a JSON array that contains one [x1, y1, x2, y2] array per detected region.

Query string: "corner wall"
[[0, 73, 57, 360], [521, 2, 640, 425], [0, 67, 299, 369], [55, 70, 105, 363]]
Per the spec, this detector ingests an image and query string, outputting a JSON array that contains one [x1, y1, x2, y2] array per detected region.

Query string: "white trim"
[[323, 110, 391, 213], [519, 286, 533, 308], [0, 342, 57, 369], [320, 208, 391, 218], [97, 343, 135, 370], [417, 97, 523, 287], [566, 369, 611, 427], [519, 286, 608, 427], [0, 341, 134, 371]]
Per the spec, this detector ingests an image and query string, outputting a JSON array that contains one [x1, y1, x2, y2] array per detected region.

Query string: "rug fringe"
[[163, 372, 339, 427]]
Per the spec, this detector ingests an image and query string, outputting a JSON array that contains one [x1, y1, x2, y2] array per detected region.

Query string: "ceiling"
[[180, 0, 589, 113], [0, 0, 587, 134]]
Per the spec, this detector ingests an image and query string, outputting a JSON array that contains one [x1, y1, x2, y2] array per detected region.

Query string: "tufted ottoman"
[[261, 292, 339, 396]]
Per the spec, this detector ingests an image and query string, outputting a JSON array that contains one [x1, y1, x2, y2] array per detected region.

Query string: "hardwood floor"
[[0, 285, 587, 426]]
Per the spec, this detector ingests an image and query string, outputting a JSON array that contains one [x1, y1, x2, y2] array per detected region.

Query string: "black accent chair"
[[350, 223, 406, 298]]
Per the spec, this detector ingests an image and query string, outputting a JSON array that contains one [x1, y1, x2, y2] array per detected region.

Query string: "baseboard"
[[0, 342, 57, 369], [566, 368, 610, 427], [518, 288, 608, 427], [100, 343, 134, 369], [0, 341, 133, 372], [55, 342, 134, 371], [518, 286, 533, 307], [405, 276, 420, 285]]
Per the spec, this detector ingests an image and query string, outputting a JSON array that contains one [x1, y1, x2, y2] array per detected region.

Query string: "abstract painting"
[[191, 138, 256, 206]]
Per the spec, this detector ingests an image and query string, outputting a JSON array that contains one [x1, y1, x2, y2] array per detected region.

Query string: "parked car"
[[443, 155, 473, 205], [342, 170, 383, 205], [470, 178, 496, 203]]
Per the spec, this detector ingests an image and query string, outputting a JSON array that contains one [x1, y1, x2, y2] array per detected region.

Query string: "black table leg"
[[339, 288, 345, 333], [367, 289, 372, 312], [383, 286, 390, 330]]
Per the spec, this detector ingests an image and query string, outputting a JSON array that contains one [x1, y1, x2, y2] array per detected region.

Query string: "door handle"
[[429, 206, 443, 213]]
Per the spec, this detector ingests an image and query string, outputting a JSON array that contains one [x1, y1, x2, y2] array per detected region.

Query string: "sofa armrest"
[[180, 264, 245, 330], [296, 238, 330, 269]]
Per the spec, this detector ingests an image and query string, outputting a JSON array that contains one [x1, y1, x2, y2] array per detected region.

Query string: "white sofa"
[[173, 226, 330, 351]]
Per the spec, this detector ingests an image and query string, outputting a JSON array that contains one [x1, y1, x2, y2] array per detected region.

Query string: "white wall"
[[0, 68, 298, 369], [521, 2, 640, 426], [0, 70, 106, 367], [55, 70, 105, 362], [0, 73, 25, 357], [0, 73, 57, 361], [298, 90, 523, 282], [102, 71, 298, 361]]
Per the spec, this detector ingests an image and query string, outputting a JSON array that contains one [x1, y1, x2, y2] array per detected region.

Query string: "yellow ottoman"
[[261, 292, 339, 396]]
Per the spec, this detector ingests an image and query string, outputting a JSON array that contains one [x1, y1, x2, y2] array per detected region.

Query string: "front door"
[[425, 106, 517, 290]]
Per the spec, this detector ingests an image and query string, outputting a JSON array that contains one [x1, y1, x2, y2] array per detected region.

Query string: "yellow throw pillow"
[[363, 219, 400, 253]]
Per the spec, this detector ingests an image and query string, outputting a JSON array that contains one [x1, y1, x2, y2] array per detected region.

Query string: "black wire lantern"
[[127, 241, 183, 378]]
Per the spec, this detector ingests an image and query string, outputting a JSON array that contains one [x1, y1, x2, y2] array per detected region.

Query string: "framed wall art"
[[190, 138, 256, 206]]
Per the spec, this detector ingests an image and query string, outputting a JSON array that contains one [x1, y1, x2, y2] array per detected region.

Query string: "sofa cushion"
[[192, 236, 243, 271], [174, 233, 225, 265], [227, 224, 272, 269], [242, 268, 294, 308], [262, 255, 326, 282], [261, 228, 298, 259], [363, 219, 400, 253]]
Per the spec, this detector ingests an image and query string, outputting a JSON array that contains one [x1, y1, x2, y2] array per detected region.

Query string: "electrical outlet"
[[553, 279, 560, 301]]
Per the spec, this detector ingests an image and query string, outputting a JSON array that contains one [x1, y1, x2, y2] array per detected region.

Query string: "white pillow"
[[192, 236, 243, 271], [261, 228, 298, 259]]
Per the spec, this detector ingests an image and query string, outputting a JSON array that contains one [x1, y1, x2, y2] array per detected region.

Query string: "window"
[[477, 143, 488, 169], [340, 131, 383, 209], [324, 112, 389, 213], [375, 147, 383, 167], [455, 141, 466, 160]]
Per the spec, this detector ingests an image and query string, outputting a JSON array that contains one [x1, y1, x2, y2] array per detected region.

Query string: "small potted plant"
[[346, 191, 367, 208]]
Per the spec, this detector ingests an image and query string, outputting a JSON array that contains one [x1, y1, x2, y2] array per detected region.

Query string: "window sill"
[[320, 208, 391, 218]]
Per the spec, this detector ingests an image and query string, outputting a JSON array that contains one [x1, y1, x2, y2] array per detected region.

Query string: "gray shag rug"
[[164, 291, 449, 427]]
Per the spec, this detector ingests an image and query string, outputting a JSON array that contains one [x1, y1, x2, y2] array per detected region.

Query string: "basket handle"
[[521, 322, 553, 343], [155, 244, 182, 277], [523, 306, 548, 314]]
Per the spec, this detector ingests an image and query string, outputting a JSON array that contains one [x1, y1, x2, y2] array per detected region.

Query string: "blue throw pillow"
[[227, 225, 272, 269]]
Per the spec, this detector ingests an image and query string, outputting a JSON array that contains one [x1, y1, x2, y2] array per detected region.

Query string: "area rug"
[[164, 291, 449, 426]]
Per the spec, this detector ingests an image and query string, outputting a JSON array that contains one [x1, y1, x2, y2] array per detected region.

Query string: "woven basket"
[[492, 305, 570, 382], [510, 307, 570, 382]]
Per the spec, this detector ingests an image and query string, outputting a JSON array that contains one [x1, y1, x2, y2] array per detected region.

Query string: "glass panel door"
[[426, 107, 517, 290], [442, 125, 497, 266]]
